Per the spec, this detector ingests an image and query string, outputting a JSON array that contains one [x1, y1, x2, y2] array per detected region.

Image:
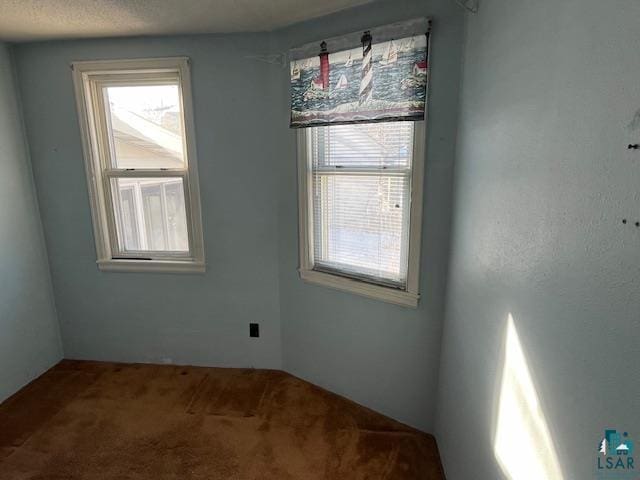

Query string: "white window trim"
[[72, 57, 205, 274], [297, 121, 425, 308]]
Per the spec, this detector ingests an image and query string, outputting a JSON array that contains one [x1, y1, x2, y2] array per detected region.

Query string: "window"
[[72, 58, 204, 272], [298, 121, 425, 307]]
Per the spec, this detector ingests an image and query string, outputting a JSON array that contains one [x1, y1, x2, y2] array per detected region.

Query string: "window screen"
[[309, 122, 414, 287]]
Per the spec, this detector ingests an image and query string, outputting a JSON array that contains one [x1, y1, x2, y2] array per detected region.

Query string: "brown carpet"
[[0, 360, 444, 479]]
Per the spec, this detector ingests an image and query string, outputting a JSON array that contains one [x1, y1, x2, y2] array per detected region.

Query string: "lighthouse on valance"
[[318, 41, 330, 90]]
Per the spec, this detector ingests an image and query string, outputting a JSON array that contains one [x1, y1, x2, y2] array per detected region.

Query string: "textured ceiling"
[[0, 0, 376, 42]]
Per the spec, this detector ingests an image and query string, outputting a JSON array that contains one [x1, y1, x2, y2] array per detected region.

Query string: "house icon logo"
[[597, 429, 635, 477]]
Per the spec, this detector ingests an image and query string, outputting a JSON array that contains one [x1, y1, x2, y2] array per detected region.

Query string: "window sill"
[[97, 259, 205, 274], [298, 268, 419, 308]]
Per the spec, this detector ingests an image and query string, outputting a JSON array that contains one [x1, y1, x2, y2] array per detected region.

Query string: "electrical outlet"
[[249, 323, 259, 338]]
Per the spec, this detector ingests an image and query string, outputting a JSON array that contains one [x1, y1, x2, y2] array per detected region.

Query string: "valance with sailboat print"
[[289, 18, 431, 128]]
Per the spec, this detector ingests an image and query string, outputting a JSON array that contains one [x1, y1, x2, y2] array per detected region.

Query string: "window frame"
[[297, 121, 425, 308], [72, 57, 205, 273]]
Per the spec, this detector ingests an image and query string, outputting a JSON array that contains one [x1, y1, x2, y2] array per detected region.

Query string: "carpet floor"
[[0, 360, 444, 479]]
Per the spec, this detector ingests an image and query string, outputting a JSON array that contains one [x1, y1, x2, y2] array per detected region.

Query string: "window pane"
[[164, 182, 189, 251], [104, 84, 185, 169], [310, 122, 414, 286], [312, 174, 411, 286], [118, 187, 140, 250], [142, 184, 165, 250], [111, 177, 189, 253], [311, 122, 413, 169]]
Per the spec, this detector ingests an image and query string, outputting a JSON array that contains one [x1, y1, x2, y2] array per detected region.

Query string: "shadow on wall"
[[493, 314, 564, 480]]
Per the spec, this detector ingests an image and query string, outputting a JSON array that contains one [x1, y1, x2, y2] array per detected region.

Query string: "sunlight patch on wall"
[[494, 314, 564, 480]]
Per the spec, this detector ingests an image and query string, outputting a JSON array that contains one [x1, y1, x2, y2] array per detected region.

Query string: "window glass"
[[310, 122, 414, 287], [118, 187, 140, 251], [311, 122, 413, 169], [104, 84, 185, 169], [112, 177, 189, 253], [164, 182, 189, 251], [142, 184, 165, 250]]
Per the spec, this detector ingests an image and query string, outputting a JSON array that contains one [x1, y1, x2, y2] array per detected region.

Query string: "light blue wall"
[[273, 0, 464, 431], [435, 0, 640, 478], [15, 34, 283, 369], [0, 43, 62, 402]]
